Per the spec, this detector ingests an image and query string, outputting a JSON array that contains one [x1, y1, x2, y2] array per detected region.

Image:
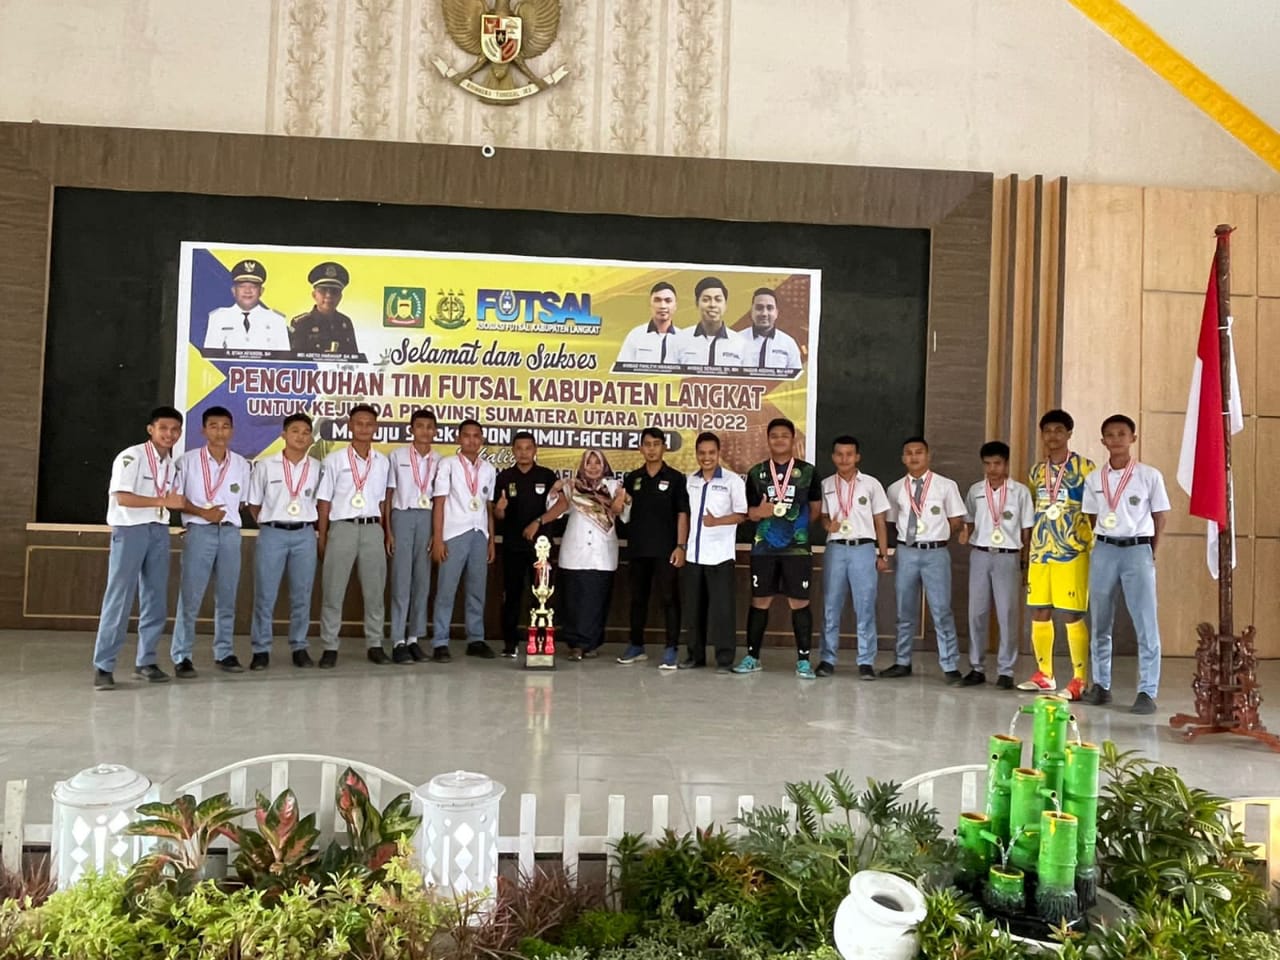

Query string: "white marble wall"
[[0, 0, 1276, 191]]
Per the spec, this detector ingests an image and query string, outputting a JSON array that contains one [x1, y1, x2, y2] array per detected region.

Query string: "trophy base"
[[524, 653, 556, 670]]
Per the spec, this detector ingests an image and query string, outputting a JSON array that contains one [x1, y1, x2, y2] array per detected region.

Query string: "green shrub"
[[559, 909, 639, 950]]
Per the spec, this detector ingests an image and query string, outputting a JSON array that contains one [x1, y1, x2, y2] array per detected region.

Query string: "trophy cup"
[[525, 535, 557, 670]]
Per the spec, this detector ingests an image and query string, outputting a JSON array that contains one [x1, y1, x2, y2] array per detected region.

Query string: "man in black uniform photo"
[[290, 261, 361, 358]]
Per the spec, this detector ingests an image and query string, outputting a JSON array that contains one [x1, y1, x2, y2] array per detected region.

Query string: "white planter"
[[833, 870, 928, 960], [413, 770, 505, 900], [50, 764, 152, 888]]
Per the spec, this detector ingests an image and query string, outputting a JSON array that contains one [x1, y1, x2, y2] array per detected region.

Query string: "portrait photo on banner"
[[175, 241, 821, 477]]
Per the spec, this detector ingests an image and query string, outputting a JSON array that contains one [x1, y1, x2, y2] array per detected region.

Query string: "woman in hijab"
[[543, 449, 628, 660]]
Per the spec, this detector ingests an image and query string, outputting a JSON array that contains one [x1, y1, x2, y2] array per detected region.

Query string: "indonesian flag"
[[1176, 257, 1243, 578]]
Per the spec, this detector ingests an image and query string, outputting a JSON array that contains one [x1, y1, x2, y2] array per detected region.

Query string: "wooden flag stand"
[[1170, 225, 1280, 751]]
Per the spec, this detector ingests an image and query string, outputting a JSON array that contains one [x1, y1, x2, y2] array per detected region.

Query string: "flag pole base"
[[1169, 622, 1280, 753]]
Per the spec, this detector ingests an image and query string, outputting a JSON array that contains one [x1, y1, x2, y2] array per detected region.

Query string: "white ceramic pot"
[[833, 870, 928, 960]]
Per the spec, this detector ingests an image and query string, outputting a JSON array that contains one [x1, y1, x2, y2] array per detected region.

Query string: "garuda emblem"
[[434, 0, 568, 104]]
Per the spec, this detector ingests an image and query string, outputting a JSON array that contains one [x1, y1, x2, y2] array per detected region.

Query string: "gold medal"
[[839, 519, 853, 536], [1102, 512, 1118, 529], [470, 497, 482, 512], [772, 502, 787, 518], [286, 500, 301, 517], [351, 492, 367, 509], [418, 494, 431, 508], [1045, 504, 1062, 521], [990, 529, 1006, 546]]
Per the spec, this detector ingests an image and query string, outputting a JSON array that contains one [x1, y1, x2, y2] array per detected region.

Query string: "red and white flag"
[[1176, 255, 1243, 578]]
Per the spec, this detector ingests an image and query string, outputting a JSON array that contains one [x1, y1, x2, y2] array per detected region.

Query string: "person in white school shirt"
[[542, 448, 629, 660], [247, 412, 322, 669], [671, 276, 748, 368], [744, 288, 803, 374], [91, 406, 187, 690], [679, 433, 748, 672], [818, 435, 890, 680], [958, 441, 1035, 689], [614, 282, 680, 366], [385, 408, 438, 664], [316, 404, 393, 668], [883, 436, 967, 683], [431, 418, 499, 661], [170, 406, 252, 678], [1080, 414, 1171, 715]]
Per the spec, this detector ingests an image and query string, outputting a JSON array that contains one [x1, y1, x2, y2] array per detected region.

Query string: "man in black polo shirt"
[[493, 432, 560, 657], [617, 428, 690, 668]]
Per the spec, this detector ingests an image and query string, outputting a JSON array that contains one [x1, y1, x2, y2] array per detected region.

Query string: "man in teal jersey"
[[733, 417, 824, 677]]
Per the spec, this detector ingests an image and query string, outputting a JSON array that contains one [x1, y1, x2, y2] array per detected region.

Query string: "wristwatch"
[[676, 543, 687, 550]]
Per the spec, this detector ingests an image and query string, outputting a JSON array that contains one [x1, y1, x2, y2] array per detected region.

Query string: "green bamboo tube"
[[985, 734, 1022, 842], [1031, 696, 1071, 795], [1008, 767, 1047, 872], [1063, 742, 1101, 908], [1035, 811, 1080, 924], [985, 865, 1026, 916], [956, 812, 998, 883]]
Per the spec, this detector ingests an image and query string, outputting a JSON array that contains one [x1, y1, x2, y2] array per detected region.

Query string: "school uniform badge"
[[658, 480, 669, 491], [435, 0, 569, 104], [534, 484, 546, 495]]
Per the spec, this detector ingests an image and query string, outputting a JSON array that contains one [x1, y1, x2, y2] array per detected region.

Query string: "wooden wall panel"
[[1061, 184, 1143, 456], [1140, 293, 1256, 416], [1252, 418, 1280, 538], [1258, 298, 1280, 416], [1142, 190, 1257, 295], [1256, 195, 1280, 297], [1157, 536, 1254, 658]]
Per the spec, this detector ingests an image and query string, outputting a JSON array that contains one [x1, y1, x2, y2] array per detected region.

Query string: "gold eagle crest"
[[434, 0, 568, 104]]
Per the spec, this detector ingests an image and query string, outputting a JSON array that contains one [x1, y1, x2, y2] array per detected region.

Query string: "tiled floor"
[[2, 630, 1278, 831]]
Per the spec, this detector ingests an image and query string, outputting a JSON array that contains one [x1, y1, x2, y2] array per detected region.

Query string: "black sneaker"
[[407, 642, 428, 662], [250, 653, 269, 671], [961, 670, 986, 687], [174, 659, 198, 680], [1130, 693, 1157, 715], [133, 664, 171, 683], [859, 664, 877, 681], [292, 649, 315, 668], [815, 661, 835, 678], [94, 669, 115, 690], [318, 650, 338, 669], [367, 647, 391, 665], [466, 641, 497, 659], [944, 670, 965, 686], [714, 664, 734, 674], [1082, 684, 1112, 705], [677, 658, 706, 670], [215, 656, 244, 674], [879, 663, 912, 679], [432, 646, 452, 663], [501, 649, 518, 659], [391, 645, 413, 664], [996, 675, 1015, 690]]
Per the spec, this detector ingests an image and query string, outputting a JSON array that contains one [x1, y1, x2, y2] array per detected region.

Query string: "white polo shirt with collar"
[[885, 471, 966, 543], [105, 442, 179, 527], [686, 467, 747, 565], [616, 320, 680, 365], [746, 327, 802, 371], [672, 324, 747, 367], [821, 471, 890, 542], [176, 447, 252, 527], [249, 452, 322, 524], [317, 446, 392, 521], [433, 453, 498, 541]]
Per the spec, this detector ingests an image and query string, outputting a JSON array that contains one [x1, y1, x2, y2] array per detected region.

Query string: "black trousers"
[[500, 548, 536, 653], [683, 560, 736, 668], [628, 556, 681, 648], [560, 568, 614, 651]]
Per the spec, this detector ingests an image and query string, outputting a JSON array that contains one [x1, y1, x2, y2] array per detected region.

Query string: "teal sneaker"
[[732, 655, 762, 674], [795, 659, 817, 680]]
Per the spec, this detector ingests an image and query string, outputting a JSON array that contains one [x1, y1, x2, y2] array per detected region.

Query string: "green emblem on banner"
[[384, 287, 426, 328], [432, 289, 469, 330]]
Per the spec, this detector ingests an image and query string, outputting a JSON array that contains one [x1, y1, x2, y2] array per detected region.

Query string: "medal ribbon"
[[410, 447, 434, 497], [1044, 455, 1070, 509], [282, 453, 310, 501], [985, 480, 1008, 531], [145, 442, 172, 500], [1101, 459, 1137, 514], [768, 458, 796, 507], [200, 447, 230, 504], [907, 471, 933, 520], [458, 454, 481, 499], [347, 446, 372, 496], [835, 473, 858, 520]]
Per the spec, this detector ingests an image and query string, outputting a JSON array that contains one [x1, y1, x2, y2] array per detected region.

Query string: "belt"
[[973, 545, 1019, 554], [262, 521, 314, 530], [829, 538, 876, 546], [1097, 535, 1153, 547], [336, 517, 382, 525], [899, 541, 948, 550]]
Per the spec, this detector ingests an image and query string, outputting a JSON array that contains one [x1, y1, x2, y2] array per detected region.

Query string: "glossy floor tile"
[[2, 630, 1278, 829]]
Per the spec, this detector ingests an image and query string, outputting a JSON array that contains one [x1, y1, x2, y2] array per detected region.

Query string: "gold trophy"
[[525, 535, 557, 670]]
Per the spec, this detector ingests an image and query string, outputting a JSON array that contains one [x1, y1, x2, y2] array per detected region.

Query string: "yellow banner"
[[176, 242, 821, 475]]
